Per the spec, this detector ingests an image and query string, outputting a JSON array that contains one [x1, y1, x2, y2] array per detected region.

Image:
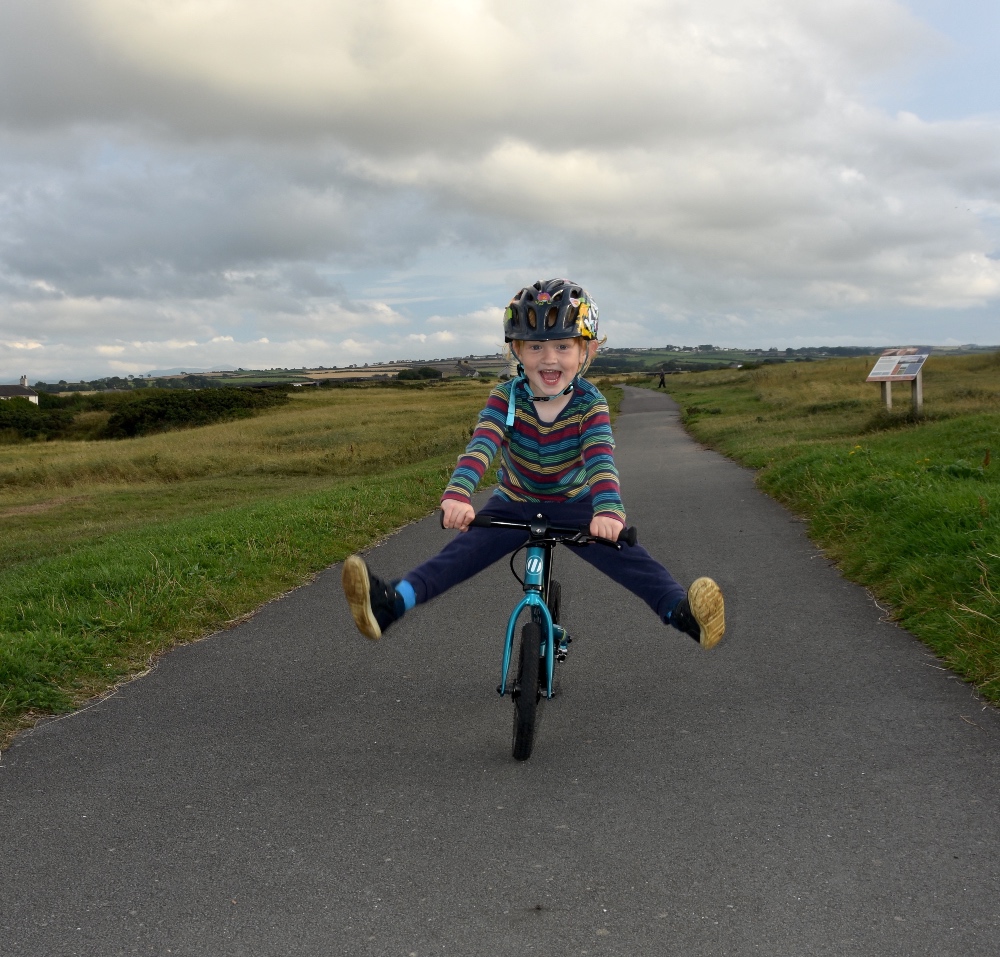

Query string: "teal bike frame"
[[465, 511, 635, 706], [463, 511, 636, 761], [498, 539, 565, 701]]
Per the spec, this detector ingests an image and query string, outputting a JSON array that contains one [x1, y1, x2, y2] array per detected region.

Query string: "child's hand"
[[441, 498, 475, 532], [590, 515, 624, 542]]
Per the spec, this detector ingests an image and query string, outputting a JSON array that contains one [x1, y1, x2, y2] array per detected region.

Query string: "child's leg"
[[557, 502, 725, 648], [568, 535, 686, 623], [572, 542, 724, 648], [403, 498, 537, 604], [342, 497, 535, 640]]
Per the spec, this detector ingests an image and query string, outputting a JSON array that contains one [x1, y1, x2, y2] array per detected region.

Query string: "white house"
[[0, 375, 40, 405]]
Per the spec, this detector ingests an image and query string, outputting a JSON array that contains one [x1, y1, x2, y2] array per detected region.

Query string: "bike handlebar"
[[440, 509, 637, 548]]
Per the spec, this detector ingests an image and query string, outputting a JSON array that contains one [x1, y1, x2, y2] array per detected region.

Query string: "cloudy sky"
[[1, 0, 998, 382]]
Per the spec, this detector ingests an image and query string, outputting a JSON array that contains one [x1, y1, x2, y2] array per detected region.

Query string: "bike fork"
[[499, 543, 557, 699]]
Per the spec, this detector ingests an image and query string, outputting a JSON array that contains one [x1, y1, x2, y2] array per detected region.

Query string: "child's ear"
[[585, 340, 599, 361]]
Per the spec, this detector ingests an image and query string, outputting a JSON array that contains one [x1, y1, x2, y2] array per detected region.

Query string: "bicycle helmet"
[[503, 278, 599, 342]]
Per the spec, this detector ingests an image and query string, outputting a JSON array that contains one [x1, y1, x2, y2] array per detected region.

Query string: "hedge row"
[[1, 387, 290, 442]]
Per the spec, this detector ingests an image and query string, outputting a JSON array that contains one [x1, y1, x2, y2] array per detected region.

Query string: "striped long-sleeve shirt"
[[442, 377, 626, 524]]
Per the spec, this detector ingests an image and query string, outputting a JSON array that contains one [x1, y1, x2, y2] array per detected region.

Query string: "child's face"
[[513, 338, 587, 397]]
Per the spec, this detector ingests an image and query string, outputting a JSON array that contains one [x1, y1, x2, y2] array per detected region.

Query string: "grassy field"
[[0, 380, 501, 745], [644, 353, 1000, 703], [3, 359, 996, 745]]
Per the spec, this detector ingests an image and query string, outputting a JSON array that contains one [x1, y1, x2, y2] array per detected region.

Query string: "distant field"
[[645, 353, 1000, 704], [0, 380, 497, 744], [3, 359, 996, 746]]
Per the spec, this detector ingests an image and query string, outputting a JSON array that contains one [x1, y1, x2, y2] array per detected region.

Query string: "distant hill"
[[32, 344, 999, 393], [145, 367, 217, 377]]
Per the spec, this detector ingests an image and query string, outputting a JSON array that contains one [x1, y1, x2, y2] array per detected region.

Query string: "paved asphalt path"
[[3, 386, 999, 957]]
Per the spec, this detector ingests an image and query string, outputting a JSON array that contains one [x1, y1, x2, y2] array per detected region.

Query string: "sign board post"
[[911, 368, 923, 412], [866, 350, 928, 414]]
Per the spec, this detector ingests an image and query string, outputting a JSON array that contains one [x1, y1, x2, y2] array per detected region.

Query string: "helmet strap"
[[506, 366, 576, 428]]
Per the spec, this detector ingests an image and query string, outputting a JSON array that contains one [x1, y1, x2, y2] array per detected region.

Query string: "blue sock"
[[660, 597, 681, 624], [396, 579, 417, 612]]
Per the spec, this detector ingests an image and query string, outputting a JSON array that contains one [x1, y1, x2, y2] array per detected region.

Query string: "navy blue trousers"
[[404, 495, 687, 624]]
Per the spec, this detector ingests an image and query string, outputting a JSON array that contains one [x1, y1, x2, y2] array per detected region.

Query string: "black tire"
[[511, 622, 542, 761], [547, 580, 561, 625]]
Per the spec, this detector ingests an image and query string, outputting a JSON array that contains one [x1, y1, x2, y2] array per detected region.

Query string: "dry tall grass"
[[657, 351, 1000, 702], [0, 381, 491, 499]]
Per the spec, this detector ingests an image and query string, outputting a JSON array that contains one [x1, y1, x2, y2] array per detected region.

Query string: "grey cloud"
[[0, 134, 462, 301], [0, 1, 929, 150], [0, 0, 998, 382]]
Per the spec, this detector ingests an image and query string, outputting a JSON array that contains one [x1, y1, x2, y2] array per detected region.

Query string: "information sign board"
[[866, 353, 928, 382]]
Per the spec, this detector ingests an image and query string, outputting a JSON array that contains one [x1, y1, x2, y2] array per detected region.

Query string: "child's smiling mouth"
[[539, 370, 563, 386]]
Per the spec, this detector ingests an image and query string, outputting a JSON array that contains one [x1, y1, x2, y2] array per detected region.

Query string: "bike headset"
[[502, 279, 600, 429]]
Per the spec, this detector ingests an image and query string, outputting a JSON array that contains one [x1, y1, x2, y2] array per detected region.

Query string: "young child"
[[341, 278, 725, 648]]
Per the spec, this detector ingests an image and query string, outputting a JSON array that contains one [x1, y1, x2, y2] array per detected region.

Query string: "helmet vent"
[[526, 307, 537, 329], [545, 307, 557, 328]]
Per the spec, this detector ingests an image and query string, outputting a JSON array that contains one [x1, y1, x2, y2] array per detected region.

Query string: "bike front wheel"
[[511, 621, 543, 761]]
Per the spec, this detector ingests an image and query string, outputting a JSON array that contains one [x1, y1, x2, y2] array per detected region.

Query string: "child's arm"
[[580, 397, 627, 530], [440, 385, 508, 525]]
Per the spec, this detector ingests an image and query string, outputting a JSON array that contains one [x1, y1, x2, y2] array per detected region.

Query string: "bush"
[[396, 366, 443, 380], [0, 398, 75, 441], [2, 388, 291, 441], [101, 387, 290, 438]]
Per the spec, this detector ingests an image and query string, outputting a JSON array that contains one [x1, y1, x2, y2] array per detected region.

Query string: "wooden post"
[[881, 381, 892, 410], [911, 370, 923, 415]]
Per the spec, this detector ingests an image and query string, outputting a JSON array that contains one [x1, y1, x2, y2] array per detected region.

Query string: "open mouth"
[[539, 370, 563, 387]]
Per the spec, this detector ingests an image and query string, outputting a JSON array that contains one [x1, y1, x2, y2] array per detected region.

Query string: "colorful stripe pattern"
[[442, 378, 626, 523]]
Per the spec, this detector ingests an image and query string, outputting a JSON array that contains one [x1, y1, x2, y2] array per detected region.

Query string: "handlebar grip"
[[440, 509, 498, 530], [596, 525, 637, 547]]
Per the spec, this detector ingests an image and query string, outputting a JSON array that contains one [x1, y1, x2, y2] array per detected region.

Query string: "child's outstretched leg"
[[586, 546, 727, 649], [666, 578, 726, 649], [340, 499, 534, 640], [562, 500, 726, 648], [341, 556, 413, 640]]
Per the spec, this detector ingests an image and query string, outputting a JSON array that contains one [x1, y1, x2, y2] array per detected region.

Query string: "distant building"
[[0, 375, 39, 405]]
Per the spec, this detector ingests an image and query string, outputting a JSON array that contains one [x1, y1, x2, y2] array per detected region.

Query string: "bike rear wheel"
[[547, 580, 561, 624], [511, 621, 542, 761]]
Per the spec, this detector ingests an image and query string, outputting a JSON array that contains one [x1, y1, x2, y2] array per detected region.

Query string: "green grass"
[[645, 353, 1000, 702], [0, 460, 455, 719], [0, 381, 492, 744]]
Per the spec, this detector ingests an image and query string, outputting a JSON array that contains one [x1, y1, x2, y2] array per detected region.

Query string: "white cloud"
[[37, 0, 931, 148], [0, 0, 998, 380]]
